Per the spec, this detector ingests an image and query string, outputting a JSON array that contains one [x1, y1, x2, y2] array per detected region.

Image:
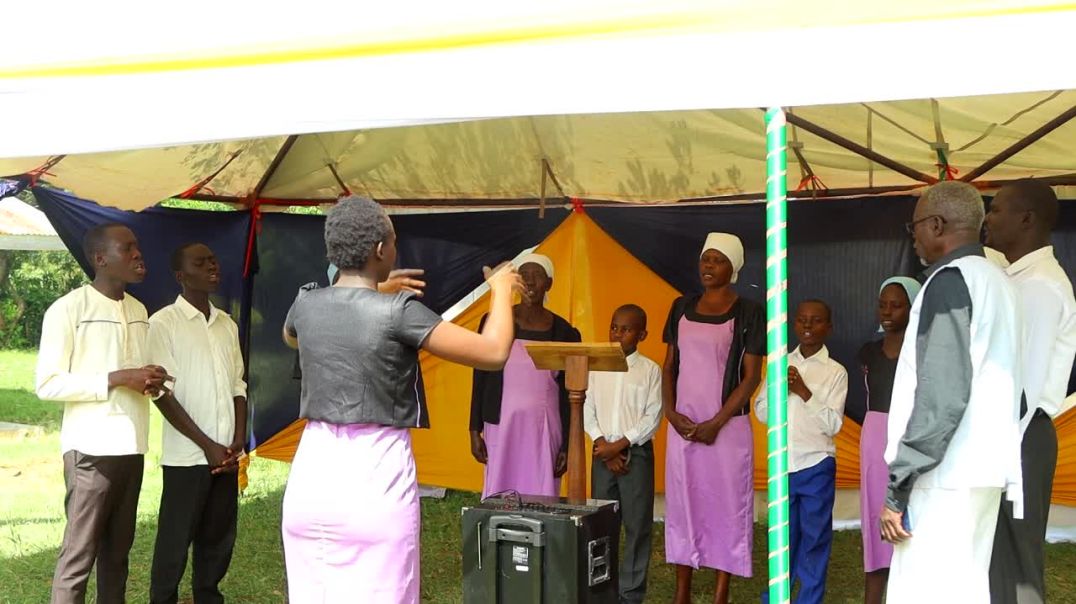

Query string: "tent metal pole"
[[779, 110, 938, 185], [252, 134, 299, 199], [764, 107, 791, 604], [961, 104, 1076, 182]]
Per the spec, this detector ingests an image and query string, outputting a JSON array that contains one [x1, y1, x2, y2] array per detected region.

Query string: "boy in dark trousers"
[[584, 304, 663, 604]]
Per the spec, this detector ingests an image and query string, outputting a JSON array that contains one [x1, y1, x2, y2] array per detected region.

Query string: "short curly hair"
[[324, 196, 390, 270]]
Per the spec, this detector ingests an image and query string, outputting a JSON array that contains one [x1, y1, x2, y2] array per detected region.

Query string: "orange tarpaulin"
[[255, 211, 1075, 504]]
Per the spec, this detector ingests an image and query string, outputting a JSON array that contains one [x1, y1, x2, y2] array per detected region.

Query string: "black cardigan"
[[469, 313, 581, 452]]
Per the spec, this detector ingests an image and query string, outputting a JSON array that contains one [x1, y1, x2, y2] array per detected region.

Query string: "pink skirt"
[[860, 410, 893, 572], [282, 421, 419, 603]]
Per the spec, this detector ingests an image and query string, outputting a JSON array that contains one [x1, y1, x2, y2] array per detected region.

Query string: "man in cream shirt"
[[36, 223, 170, 604]]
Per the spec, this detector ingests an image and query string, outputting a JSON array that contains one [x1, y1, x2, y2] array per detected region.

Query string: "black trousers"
[[51, 451, 144, 604], [591, 442, 654, 604], [150, 465, 238, 604], [989, 410, 1057, 604]]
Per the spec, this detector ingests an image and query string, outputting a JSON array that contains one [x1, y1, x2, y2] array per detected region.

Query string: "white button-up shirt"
[[148, 296, 247, 466], [1006, 246, 1076, 431], [35, 285, 151, 456], [583, 351, 663, 446], [755, 345, 848, 473]]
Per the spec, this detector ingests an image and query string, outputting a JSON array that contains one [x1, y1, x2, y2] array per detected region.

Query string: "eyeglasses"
[[904, 214, 946, 235]]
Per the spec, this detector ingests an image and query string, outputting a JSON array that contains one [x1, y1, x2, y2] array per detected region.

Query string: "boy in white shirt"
[[584, 304, 662, 604], [148, 242, 248, 604], [755, 299, 848, 604]]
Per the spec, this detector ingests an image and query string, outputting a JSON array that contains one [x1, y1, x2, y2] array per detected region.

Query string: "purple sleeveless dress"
[[482, 339, 563, 498], [665, 315, 754, 576], [859, 341, 897, 571]]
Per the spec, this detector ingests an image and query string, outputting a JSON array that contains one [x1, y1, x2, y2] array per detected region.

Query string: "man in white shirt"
[[147, 243, 248, 604], [881, 181, 1022, 603], [984, 179, 1076, 604], [584, 304, 662, 604], [755, 300, 848, 604], [36, 223, 170, 604]]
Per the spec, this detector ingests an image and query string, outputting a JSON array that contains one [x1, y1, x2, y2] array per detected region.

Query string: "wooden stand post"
[[525, 342, 627, 501]]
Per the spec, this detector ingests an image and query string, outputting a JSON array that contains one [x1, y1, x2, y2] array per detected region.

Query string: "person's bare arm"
[[693, 353, 763, 444], [663, 343, 696, 438], [378, 268, 426, 296], [423, 265, 521, 370], [283, 326, 298, 349]]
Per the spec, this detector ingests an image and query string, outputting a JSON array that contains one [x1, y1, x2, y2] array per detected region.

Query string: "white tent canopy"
[[2, 91, 1075, 211], [2, 1, 1076, 210]]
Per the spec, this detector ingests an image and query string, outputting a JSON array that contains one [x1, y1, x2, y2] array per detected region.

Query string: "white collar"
[[791, 345, 830, 364], [175, 294, 219, 324], [1005, 245, 1055, 277]]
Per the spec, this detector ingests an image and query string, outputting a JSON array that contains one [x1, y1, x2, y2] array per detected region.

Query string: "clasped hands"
[[667, 412, 726, 445], [593, 437, 630, 476]]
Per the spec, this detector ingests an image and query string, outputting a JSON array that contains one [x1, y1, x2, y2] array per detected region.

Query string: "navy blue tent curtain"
[[33, 187, 252, 320], [590, 197, 921, 424], [247, 208, 571, 446], [33, 187, 1076, 445]]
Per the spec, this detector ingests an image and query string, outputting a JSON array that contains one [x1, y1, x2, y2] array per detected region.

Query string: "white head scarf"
[[700, 233, 744, 284], [514, 253, 554, 280], [514, 253, 554, 304], [877, 276, 922, 333]]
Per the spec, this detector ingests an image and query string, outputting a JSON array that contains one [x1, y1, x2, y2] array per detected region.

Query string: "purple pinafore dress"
[[482, 339, 563, 498], [665, 315, 754, 576]]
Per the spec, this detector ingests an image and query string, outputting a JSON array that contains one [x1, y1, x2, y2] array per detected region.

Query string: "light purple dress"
[[282, 421, 420, 603], [857, 339, 896, 572], [860, 410, 893, 571], [482, 339, 563, 498], [665, 315, 755, 576]]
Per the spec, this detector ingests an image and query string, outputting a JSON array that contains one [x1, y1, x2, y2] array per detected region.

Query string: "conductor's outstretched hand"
[[379, 268, 427, 296], [483, 262, 524, 296]]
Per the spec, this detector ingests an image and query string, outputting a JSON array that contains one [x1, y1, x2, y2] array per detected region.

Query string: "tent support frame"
[[961, 104, 1076, 182], [250, 135, 299, 201], [777, 109, 938, 185]]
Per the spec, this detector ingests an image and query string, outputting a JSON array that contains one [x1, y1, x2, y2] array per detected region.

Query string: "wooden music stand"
[[525, 342, 628, 501]]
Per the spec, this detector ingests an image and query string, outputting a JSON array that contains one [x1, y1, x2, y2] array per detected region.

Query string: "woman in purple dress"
[[281, 196, 522, 603], [857, 276, 919, 604], [663, 233, 765, 604], [469, 253, 581, 498]]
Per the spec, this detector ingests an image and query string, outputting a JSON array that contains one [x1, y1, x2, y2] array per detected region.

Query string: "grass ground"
[[4, 349, 1076, 602]]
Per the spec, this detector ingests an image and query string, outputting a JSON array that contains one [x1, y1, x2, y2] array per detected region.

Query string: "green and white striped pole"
[[764, 107, 791, 604]]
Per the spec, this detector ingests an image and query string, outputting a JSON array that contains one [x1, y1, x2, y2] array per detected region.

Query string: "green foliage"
[[282, 204, 324, 215], [0, 250, 87, 349], [157, 198, 235, 212]]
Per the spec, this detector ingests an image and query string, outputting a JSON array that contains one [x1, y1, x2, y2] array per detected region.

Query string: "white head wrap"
[[700, 233, 744, 284], [514, 253, 554, 304], [514, 253, 554, 280]]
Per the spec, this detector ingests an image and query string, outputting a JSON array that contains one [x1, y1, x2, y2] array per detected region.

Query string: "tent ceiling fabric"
[[3, 91, 1076, 210], [2, 2, 1076, 161]]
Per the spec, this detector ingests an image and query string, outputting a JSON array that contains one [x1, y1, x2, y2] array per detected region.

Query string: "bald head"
[[919, 181, 985, 233], [983, 179, 1058, 260]]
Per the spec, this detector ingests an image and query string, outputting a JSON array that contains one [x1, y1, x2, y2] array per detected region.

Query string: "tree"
[[0, 250, 87, 349]]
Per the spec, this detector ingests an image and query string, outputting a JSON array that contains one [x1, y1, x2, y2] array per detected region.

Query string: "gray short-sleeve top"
[[285, 285, 442, 428]]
